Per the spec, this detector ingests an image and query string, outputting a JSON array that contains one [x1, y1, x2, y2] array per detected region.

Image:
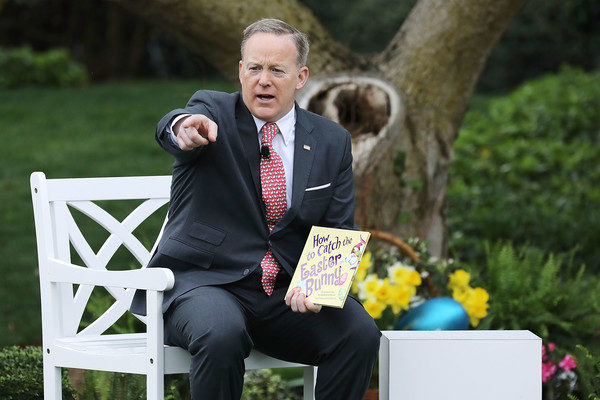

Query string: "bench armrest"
[[47, 259, 174, 291]]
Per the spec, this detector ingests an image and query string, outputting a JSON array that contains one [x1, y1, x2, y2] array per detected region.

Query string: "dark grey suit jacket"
[[131, 90, 357, 315]]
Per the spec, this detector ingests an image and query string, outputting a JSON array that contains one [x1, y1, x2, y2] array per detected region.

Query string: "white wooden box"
[[379, 330, 541, 400]]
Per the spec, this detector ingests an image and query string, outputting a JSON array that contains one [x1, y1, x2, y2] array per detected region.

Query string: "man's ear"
[[238, 60, 243, 85], [296, 66, 309, 90]]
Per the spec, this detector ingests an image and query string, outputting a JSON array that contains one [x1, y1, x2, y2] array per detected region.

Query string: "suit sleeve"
[[155, 90, 217, 164], [319, 132, 359, 230]]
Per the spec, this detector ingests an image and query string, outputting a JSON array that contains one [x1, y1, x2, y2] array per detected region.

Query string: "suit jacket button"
[[243, 268, 249, 276]]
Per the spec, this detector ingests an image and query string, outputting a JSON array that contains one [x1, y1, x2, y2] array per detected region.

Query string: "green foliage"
[[479, 0, 600, 93], [474, 242, 600, 349], [241, 370, 300, 400], [0, 346, 76, 399], [301, 0, 416, 54], [80, 370, 186, 400], [0, 46, 88, 88], [0, 80, 235, 346], [569, 345, 600, 400], [81, 370, 145, 400], [448, 67, 600, 273]]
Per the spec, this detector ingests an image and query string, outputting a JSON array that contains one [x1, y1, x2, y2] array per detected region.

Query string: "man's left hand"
[[285, 287, 322, 313]]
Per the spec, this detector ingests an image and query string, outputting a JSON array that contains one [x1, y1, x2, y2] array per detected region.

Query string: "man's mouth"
[[257, 94, 275, 100]]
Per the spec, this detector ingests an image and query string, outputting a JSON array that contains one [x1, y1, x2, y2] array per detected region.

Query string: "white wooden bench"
[[30, 172, 316, 400]]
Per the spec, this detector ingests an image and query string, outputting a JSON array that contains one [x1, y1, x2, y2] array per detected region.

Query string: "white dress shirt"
[[168, 106, 296, 209]]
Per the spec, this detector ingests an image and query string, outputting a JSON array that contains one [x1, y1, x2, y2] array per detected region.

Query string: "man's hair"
[[241, 18, 309, 67]]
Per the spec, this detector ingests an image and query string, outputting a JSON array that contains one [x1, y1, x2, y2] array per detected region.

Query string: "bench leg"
[[43, 361, 61, 400], [147, 291, 165, 400], [303, 366, 316, 400], [147, 368, 164, 400]]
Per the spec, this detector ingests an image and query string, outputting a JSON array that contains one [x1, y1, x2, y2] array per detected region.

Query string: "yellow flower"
[[355, 264, 368, 283], [389, 264, 421, 287], [471, 287, 490, 303], [448, 269, 471, 291], [358, 251, 373, 272], [407, 270, 422, 286], [452, 286, 469, 303], [364, 299, 386, 319], [389, 284, 415, 314], [464, 288, 489, 317], [363, 274, 380, 299], [462, 287, 490, 327], [376, 278, 392, 303]]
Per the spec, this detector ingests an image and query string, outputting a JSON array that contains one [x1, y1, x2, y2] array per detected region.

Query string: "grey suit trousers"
[[164, 269, 381, 400]]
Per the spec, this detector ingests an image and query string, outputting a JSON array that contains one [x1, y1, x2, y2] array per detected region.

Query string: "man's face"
[[239, 32, 309, 122]]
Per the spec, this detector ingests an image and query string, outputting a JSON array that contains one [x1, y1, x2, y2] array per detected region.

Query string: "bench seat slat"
[[53, 334, 308, 374]]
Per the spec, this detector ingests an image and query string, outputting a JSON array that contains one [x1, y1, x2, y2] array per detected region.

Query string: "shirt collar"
[[252, 106, 296, 146]]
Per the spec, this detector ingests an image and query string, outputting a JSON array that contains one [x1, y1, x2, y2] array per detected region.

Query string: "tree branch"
[[111, 0, 360, 80], [379, 0, 525, 128]]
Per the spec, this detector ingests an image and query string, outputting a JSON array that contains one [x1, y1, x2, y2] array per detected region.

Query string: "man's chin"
[[251, 106, 278, 122]]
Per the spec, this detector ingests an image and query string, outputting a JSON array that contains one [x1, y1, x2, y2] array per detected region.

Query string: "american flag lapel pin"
[[303, 144, 311, 151]]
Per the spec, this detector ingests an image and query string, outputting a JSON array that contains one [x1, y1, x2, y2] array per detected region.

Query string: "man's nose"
[[258, 70, 270, 86]]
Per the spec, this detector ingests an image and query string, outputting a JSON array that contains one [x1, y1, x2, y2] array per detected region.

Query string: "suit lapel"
[[235, 97, 264, 211], [272, 105, 316, 235]]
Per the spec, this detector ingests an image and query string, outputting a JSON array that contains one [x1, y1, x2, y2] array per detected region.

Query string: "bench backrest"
[[30, 172, 171, 342]]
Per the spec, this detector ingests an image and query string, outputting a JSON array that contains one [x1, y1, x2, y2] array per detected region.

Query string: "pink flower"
[[542, 345, 547, 361], [558, 355, 577, 372], [548, 342, 556, 352], [542, 362, 557, 383]]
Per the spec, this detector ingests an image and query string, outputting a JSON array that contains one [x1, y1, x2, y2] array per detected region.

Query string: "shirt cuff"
[[167, 114, 191, 146]]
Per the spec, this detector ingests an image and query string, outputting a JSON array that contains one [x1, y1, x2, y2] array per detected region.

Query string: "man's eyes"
[[247, 65, 285, 75]]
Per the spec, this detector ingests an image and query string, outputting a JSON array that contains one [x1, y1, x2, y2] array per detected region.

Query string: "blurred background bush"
[[448, 67, 600, 273], [0, 46, 88, 87]]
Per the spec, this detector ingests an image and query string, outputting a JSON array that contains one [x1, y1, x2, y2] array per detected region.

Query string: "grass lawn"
[[0, 79, 236, 345]]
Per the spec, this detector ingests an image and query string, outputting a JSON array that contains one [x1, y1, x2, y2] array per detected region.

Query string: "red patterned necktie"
[[259, 123, 287, 295]]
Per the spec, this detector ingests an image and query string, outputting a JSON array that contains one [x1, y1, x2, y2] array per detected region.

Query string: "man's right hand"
[[174, 114, 218, 151]]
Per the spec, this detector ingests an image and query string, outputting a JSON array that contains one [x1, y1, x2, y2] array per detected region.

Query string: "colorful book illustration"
[[287, 226, 371, 308]]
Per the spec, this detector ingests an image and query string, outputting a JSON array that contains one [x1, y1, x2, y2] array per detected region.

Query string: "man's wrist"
[[170, 114, 191, 137]]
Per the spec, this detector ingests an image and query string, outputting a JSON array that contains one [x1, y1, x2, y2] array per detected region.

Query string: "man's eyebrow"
[[269, 63, 288, 70], [244, 60, 288, 71]]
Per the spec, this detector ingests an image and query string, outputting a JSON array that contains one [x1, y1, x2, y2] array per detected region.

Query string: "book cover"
[[287, 226, 371, 308]]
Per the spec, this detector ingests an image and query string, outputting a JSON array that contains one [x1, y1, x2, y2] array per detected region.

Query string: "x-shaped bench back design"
[[31, 173, 171, 339]]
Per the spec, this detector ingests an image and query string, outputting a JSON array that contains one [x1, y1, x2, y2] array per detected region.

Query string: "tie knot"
[[261, 123, 279, 145]]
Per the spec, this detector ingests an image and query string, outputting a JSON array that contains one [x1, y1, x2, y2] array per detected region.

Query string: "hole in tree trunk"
[[306, 83, 391, 139]]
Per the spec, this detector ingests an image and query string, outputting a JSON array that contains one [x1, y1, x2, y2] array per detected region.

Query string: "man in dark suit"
[[134, 18, 381, 400]]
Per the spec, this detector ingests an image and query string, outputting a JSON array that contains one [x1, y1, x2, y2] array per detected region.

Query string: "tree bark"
[[112, 0, 525, 256], [374, 0, 526, 254], [112, 0, 360, 80]]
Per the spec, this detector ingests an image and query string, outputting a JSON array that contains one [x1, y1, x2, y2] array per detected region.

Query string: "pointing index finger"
[[199, 117, 218, 142], [207, 119, 218, 142]]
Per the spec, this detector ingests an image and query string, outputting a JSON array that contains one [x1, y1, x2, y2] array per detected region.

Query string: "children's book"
[[287, 226, 371, 308]]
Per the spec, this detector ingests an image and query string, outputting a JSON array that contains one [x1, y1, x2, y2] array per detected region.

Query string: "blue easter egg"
[[396, 297, 469, 330]]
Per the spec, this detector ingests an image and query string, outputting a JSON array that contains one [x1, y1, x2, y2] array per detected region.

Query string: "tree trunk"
[[113, 0, 525, 256], [374, 0, 526, 254]]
